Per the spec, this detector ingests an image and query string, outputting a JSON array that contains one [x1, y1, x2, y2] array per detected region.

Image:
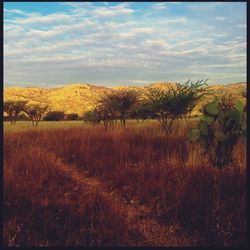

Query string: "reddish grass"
[[4, 122, 246, 246]]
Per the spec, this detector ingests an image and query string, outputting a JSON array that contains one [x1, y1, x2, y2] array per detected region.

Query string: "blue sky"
[[4, 2, 246, 87]]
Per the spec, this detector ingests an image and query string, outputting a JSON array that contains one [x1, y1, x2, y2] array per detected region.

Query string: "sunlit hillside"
[[4, 82, 246, 116], [4, 83, 112, 115]]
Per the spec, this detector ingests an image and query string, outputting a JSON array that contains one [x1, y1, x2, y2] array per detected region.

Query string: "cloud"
[[215, 16, 226, 21], [237, 24, 246, 28], [131, 27, 154, 34], [3, 2, 246, 87], [4, 8, 38, 17], [93, 5, 134, 16], [155, 17, 188, 25], [10, 13, 74, 25], [154, 3, 168, 10]]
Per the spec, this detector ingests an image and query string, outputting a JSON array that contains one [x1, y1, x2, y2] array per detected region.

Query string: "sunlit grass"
[[3, 117, 199, 133]]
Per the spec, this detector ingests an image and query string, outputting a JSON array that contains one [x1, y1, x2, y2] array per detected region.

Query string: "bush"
[[66, 113, 79, 120], [83, 109, 102, 125], [43, 111, 65, 121], [17, 113, 29, 121]]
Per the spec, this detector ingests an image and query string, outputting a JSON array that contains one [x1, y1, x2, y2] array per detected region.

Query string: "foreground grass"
[[4, 121, 246, 246]]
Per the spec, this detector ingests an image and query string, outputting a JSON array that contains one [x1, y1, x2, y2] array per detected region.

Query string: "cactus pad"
[[188, 128, 200, 142], [204, 114, 215, 125], [204, 102, 219, 116], [199, 121, 208, 135], [234, 100, 244, 114]]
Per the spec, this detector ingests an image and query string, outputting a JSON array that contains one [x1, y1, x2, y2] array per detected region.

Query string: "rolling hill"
[[4, 82, 246, 116]]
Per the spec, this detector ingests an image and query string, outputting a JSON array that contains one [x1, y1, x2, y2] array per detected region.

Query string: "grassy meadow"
[[4, 120, 246, 246]]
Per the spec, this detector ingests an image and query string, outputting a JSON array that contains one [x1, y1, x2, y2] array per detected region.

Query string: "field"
[[4, 120, 246, 246]]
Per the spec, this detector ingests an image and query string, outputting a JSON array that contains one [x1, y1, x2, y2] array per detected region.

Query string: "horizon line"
[[3, 80, 247, 89]]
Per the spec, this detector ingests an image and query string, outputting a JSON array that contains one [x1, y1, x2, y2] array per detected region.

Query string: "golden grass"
[[4, 121, 246, 246]]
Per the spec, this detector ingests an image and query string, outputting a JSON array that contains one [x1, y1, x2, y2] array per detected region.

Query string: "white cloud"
[[155, 17, 188, 25], [130, 80, 152, 85], [237, 24, 246, 28], [4, 8, 38, 17], [215, 16, 226, 21], [131, 27, 154, 34], [93, 5, 134, 16], [11, 13, 74, 25], [154, 3, 168, 10], [212, 32, 229, 37]]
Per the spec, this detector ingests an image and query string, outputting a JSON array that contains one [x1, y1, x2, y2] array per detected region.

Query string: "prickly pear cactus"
[[188, 98, 246, 168]]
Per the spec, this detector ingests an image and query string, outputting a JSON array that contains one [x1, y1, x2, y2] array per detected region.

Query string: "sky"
[[4, 1, 246, 87]]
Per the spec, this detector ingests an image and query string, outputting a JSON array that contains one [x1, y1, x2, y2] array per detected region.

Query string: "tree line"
[[5, 79, 208, 129], [83, 79, 208, 133], [3, 101, 79, 126]]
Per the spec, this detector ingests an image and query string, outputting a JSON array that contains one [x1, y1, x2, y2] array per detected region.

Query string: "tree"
[[3, 101, 27, 125], [130, 101, 156, 122], [24, 104, 48, 126], [43, 111, 65, 121], [66, 113, 79, 120], [147, 79, 208, 134], [83, 108, 102, 125], [99, 89, 139, 127], [4, 101, 15, 124]]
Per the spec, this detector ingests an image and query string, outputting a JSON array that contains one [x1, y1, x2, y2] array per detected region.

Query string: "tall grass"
[[4, 121, 246, 246]]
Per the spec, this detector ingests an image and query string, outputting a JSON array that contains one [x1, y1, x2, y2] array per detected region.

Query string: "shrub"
[[17, 112, 29, 121], [66, 113, 79, 120], [43, 111, 65, 121], [83, 109, 102, 125]]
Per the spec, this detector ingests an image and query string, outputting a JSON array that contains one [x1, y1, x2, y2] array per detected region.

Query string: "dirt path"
[[52, 157, 196, 246]]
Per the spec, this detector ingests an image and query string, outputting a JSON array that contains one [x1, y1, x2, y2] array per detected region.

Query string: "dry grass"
[[4, 121, 247, 246]]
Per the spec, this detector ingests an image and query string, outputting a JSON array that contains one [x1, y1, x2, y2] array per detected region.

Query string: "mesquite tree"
[[147, 79, 208, 134], [99, 89, 139, 127], [130, 101, 156, 122], [24, 104, 48, 126], [4, 101, 27, 124], [83, 108, 102, 126]]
